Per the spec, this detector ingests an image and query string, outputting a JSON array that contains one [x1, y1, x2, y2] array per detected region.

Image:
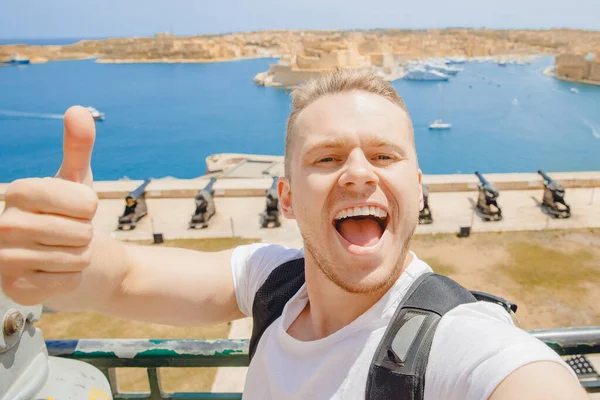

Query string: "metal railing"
[[46, 326, 600, 400]]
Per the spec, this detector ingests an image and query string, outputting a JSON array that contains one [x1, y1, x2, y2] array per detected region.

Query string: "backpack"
[[249, 257, 518, 400]]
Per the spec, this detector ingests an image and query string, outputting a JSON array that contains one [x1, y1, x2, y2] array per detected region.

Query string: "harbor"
[[1, 20, 600, 399]]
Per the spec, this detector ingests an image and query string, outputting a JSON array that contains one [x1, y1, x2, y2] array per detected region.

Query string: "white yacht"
[[404, 67, 449, 81], [429, 119, 452, 130], [85, 106, 105, 121], [424, 62, 463, 76]]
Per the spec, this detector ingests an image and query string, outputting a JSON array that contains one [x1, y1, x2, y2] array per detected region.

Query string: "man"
[[0, 69, 587, 399]]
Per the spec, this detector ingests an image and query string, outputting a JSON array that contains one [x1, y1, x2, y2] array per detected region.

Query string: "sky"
[[1, 0, 599, 39]]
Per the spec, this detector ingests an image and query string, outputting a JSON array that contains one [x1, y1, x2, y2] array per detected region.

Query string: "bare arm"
[[44, 235, 245, 326], [489, 361, 588, 400]]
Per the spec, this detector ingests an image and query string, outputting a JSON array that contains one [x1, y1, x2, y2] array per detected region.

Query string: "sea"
[[0, 46, 599, 182]]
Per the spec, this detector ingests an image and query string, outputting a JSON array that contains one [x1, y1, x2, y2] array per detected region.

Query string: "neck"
[[290, 252, 413, 341]]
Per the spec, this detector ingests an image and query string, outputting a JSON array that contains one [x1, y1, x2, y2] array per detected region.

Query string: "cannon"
[[190, 178, 217, 229], [418, 183, 433, 225], [474, 171, 502, 221], [260, 176, 281, 228], [538, 170, 571, 219], [118, 179, 151, 231], [0, 287, 113, 399]]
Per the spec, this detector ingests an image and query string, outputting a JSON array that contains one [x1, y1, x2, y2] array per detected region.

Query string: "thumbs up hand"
[[56, 106, 96, 187], [0, 106, 99, 305]]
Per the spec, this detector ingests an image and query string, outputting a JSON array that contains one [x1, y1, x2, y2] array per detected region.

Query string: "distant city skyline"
[[2, 0, 599, 39]]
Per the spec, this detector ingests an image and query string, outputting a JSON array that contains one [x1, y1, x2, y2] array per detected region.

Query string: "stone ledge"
[[1, 172, 598, 200]]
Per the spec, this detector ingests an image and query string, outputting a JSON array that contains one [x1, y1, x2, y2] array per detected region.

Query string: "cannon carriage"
[[538, 170, 571, 219], [418, 183, 433, 225], [117, 179, 151, 230], [474, 171, 502, 221], [259, 176, 281, 228], [189, 178, 217, 229]]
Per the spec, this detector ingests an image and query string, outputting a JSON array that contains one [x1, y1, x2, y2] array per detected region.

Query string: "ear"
[[417, 168, 424, 211], [278, 177, 296, 219]]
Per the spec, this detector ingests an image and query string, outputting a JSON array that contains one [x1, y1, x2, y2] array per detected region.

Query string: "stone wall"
[[589, 61, 600, 82], [271, 63, 322, 86], [555, 53, 599, 83]]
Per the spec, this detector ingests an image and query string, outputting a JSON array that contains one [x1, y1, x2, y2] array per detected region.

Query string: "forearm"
[[43, 235, 132, 313], [45, 237, 243, 327]]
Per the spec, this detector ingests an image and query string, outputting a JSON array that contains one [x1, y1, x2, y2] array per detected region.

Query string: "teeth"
[[334, 206, 388, 220]]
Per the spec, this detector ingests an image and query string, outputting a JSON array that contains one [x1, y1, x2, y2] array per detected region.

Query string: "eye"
[[375, 155, 392, 160], [318, 157, 336, 163]]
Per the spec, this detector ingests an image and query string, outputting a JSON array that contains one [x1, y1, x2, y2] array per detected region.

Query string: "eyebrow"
[[302, 135, 408, 158]]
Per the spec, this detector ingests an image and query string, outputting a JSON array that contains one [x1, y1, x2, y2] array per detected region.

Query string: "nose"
[[338, 150, 379, 190]]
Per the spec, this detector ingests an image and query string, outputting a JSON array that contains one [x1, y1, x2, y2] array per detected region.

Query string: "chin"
[[317, 232, 401, 294]]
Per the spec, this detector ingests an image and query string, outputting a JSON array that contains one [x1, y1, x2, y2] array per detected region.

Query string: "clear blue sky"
[[2, 0, 599, 39]]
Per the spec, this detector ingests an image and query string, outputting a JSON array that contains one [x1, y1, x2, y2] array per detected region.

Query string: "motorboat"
[[85, 106, 105, 121], [424, 62, 462, 76], [4, 54, 30, 66], [429, 119, 452, 130], [404, 67, 449, 81]]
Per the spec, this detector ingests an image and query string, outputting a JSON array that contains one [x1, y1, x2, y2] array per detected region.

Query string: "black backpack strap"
[[249, 257, 305, 361], [471, 291, 518, 314], [366, 273, 477, 400]]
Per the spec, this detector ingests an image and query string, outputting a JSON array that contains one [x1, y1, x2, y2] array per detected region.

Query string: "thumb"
[[56, 106, 96, 187]]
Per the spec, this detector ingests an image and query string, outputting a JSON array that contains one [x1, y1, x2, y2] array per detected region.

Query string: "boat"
[[85, 106, 105, 121], [446, 56, 467, 65], [570, 88, 579, 94], [429, 120, 452, 130], [424, 62, 463, 76], [404, 67, 449, 81], [3, 54, 30, 66]]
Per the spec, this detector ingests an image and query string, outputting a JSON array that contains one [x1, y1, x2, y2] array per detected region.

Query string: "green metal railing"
[[46, 326, 600, 400]]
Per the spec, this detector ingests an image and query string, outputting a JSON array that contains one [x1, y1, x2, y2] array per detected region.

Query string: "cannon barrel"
[[269, 176, 278, 191], [474, 171, 489, 186], [538, 169, 553, 184], [203, 177, 217, 194], [128, 178, 151, 200]]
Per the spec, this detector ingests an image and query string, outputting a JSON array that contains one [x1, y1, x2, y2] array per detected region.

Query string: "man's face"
[[279, 91, 423, 294]]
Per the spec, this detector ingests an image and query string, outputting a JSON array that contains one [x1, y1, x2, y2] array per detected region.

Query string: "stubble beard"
[[300, 219, 417, 294]]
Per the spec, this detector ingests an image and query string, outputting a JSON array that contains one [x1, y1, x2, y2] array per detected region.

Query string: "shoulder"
[[232, 243, 304, 271], [231, 243, 304, 317], [425, 301, 575, 400]]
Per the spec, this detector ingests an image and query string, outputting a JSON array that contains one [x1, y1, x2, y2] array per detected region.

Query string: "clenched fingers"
[[0, 245, 92, 274], [4, 177, 98, 220], [0, 208, 94, 247]]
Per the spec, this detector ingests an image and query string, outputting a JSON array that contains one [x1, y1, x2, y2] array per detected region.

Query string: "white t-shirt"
[[231, 243, 574, 400]]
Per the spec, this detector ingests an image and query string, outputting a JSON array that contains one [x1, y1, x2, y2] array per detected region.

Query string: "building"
[[254, 39, 402, 88], [555, 53, 600, 84]]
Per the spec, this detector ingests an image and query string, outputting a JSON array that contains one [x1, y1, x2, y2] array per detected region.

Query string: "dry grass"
[[37, 236, 260, 394], [421, 257, 457, 276], [412, 228, 600, 330], [134, 237, 261, 252]]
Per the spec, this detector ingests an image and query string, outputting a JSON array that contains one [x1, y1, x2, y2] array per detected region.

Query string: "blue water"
[[0, 56, 598, 182]]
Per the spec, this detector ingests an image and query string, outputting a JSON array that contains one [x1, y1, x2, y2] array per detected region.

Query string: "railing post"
[[98, 367, 119, 398], [148, 367, 164, 400]]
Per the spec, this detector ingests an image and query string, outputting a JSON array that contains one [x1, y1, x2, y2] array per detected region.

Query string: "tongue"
[[338, 218, 383, 247]]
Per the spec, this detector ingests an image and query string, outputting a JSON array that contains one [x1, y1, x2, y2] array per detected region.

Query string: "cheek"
[[293, 177, 329, 215]]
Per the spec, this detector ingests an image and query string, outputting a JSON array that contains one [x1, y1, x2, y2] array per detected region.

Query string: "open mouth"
[[332, 206, 390, 248]]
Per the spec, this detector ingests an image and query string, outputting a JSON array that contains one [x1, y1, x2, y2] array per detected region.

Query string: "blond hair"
[[284, 68, 411, 179]]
